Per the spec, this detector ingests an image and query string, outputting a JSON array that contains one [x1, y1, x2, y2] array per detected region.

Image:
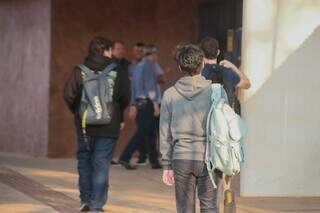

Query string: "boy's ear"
[[178, 65, 182, 73], [217, 49, 221, 57]]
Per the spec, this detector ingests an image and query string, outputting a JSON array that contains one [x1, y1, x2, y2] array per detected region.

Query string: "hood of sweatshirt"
[[83, 54, 114, 71], [174, 75, 212, 101]]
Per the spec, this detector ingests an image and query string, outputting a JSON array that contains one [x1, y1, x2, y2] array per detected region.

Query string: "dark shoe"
[[111, 160, 119, 165], [151, 163, 162, 169], [136, 158, 147, 166], [119, 160, 137, 170], [80, 203, 90, 212]]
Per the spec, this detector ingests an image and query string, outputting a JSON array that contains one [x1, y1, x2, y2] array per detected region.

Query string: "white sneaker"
[[79, 203, 90, 212]]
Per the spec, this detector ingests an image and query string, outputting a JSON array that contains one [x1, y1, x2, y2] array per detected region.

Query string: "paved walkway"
[[0, 153, 319, 213]]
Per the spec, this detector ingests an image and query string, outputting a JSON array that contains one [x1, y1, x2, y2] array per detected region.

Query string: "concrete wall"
[[50, 0, 200, 157], [0, 0, 51, 157], [241, 0, 320, 196]]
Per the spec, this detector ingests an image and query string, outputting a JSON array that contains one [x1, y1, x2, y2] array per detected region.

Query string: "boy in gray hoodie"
[[160, 45, 220, 213]]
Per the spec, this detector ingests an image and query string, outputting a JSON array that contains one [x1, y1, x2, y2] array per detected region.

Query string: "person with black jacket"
[[64, 36, 131, 212]]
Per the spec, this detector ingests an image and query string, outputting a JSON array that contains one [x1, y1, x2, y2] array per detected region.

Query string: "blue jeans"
[[120, 100, 159, 165], [76, 133, 116, 211]]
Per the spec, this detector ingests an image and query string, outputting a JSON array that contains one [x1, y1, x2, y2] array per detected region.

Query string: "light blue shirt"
[[131, 58, 164, 104]]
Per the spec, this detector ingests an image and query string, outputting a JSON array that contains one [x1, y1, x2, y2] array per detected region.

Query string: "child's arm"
[[159, 92, 173, 170]]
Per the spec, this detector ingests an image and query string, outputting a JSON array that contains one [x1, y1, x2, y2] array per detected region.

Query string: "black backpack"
[[207, 65, 241, 115]]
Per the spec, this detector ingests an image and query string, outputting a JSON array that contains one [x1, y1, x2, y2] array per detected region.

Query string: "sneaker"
[[151, 163, 162, 169], [136, 159, 147, 166], [119, 160, 137, 170], [80, 203, 90, 212], [111, 160, 119, 165]]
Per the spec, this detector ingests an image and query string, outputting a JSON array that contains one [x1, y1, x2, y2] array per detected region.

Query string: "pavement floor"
[[0, 153, 319, 213]]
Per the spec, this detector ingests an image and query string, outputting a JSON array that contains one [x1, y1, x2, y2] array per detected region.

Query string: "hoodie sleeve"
[[63, 67, 82, 114], [159, 91, 174, 170]]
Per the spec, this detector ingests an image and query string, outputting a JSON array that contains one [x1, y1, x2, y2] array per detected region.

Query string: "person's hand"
[[157, 74, 167, 84], [219, 59, 236, 70], [165, 67, 172, 73], [128, 105, 137, 120], [120, 122, 125, 130], [153, 102, 160, 117], [163, 170, 175, 186]]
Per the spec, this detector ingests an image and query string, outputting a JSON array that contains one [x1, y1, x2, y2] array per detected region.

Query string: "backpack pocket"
[[212, 142, 233, 175], [229, 141, 243, 174]]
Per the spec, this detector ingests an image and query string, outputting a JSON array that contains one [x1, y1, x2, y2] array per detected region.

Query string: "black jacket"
[[64, 54, 131, 139]]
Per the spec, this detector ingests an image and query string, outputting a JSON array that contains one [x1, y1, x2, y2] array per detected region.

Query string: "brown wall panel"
[[50, 0, 200, 157], [0, 0, 51, 157]]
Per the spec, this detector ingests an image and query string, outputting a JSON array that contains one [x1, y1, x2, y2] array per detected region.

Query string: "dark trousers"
[[173, 160, 220, 213], [137, 115, 160, 162], [76, 132, 116, 211], [120, 100, 159, 165]]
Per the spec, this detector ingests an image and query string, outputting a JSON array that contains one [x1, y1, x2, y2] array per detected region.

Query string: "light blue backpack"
[[205, 84, 247, 188]]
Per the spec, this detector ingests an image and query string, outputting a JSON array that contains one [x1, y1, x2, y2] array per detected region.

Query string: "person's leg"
[[76, 126, 92, 206], [119, 131, 140, 163], [145, 101, 160, 167], [90, 137, 116, 211], [173, 160, 197, 213], [137, 139, 148, 164], [147, 131, 160, 167], [197, 163, 220, 213], [119, 103, 147, 165]]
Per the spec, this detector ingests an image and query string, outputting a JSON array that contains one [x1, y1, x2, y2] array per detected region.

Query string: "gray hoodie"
[[159, 75, 212, 170]]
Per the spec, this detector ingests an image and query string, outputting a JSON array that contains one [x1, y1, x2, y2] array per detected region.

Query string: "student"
[[112, 40, 130, 74], [127, 42, 149, 165], [119, 44, 163, 170], [199, 37, 250, 114], [64, 36, 130, 212], [160, 44, 220, 213], [199, 36, 250, 90]]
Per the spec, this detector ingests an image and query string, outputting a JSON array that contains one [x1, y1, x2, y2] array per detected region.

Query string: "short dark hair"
[[135, 42, 145, 47], [88, 36, 113, 56], [199, 37, 219, 59], [174, 44, 204, 76], [144, 44, 158, 56]]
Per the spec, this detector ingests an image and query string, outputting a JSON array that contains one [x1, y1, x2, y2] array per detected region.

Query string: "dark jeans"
[[173, 160, 220, 213], [120, 100, 159, 165], [76, 133, 116, 211], [137, 115, 160, 162]]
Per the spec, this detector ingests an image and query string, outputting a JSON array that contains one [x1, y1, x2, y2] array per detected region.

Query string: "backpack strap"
[[205, 83, 223, 189], [76, 64, 94, 77], [211, 83, 222, 102], [205, 101, 218, 188], [77, 63, 117, 76], [101, 63, 117, 75]]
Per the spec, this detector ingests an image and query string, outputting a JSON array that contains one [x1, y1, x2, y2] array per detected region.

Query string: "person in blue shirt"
[[119, 44, 163, 170], [199, 37, 251, 89]]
